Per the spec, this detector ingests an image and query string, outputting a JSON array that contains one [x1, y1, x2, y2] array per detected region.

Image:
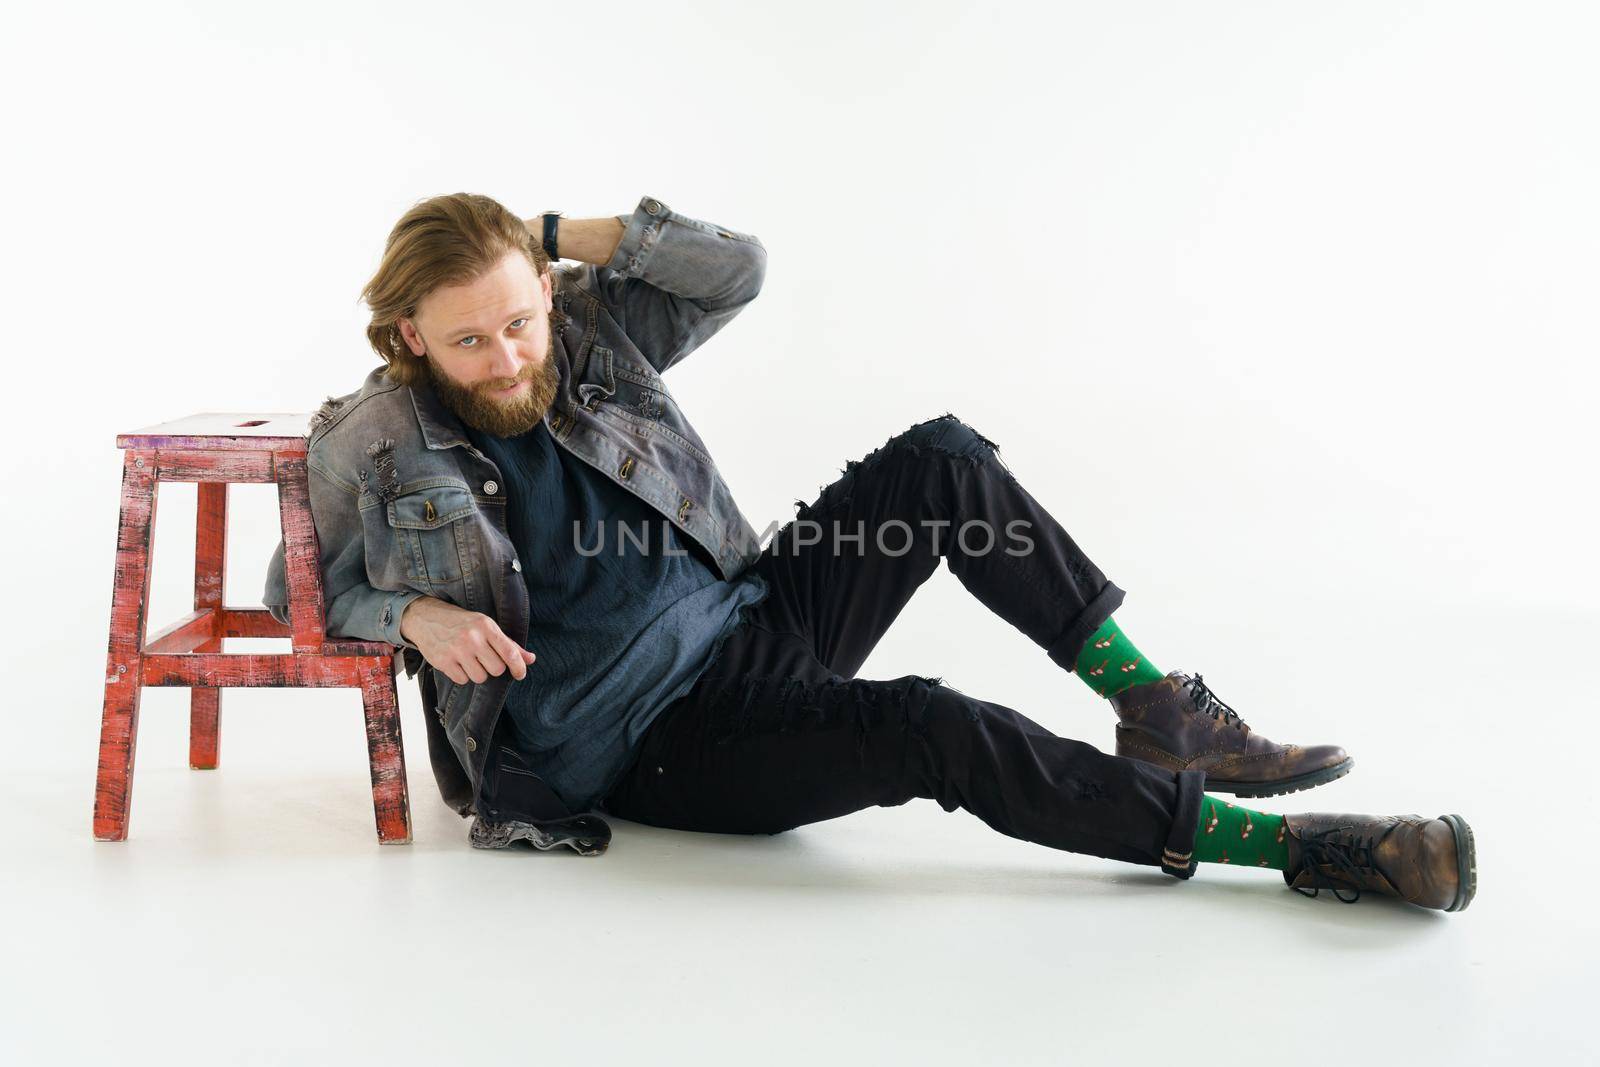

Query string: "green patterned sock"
[[1073, 616, 1165, 697], [1191, 795, 1290, 869]]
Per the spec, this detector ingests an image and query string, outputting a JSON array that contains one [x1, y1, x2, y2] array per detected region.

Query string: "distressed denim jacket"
[[263, 195, 768, 849]]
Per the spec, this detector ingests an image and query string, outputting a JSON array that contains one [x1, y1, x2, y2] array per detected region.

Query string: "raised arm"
[[526, 194, 767, 375]]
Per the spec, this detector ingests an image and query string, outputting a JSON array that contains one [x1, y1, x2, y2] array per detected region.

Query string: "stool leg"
[[359, 657, 412, 844], [95, 450, 159, 842], [190, 481, 227, 770], [275, 456, 327, 652]]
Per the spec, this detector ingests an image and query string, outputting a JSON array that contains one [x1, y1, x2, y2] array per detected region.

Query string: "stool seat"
[[94, 411, 412, 845], [117, 412, 313, 450]]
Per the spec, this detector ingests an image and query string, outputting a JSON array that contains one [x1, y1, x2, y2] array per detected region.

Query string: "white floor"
[[4, 593, 1593, 1066]]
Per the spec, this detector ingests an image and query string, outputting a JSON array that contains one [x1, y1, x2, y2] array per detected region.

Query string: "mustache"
[[479, 363, 537, 393]]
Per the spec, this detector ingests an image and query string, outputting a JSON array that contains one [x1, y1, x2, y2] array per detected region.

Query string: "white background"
[[2, 1, 1595, 1063]]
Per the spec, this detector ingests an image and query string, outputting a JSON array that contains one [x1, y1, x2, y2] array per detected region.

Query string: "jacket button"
[[644, 198, 661, 215], [511, 559, 522, 573], [466, 736, 477, 752], [483, 480, 499, 495]]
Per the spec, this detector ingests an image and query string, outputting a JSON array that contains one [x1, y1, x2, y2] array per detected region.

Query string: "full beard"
[[424, 314, 565, 438]]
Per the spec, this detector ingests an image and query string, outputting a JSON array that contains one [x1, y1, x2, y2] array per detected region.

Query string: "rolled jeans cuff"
[[1160, 767, 1208, 880], [1044, 580, 1127, 672]]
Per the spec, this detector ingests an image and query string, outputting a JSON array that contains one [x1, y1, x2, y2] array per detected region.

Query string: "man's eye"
[[459, 320, 526, 347]]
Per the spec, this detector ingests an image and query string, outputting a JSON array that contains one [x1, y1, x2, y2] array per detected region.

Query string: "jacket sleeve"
[[262, 460, 424, 650], [587, 194, 767, 376]]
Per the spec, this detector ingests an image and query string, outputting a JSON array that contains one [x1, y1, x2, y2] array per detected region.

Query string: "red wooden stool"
[[94, 413, 411, 844]]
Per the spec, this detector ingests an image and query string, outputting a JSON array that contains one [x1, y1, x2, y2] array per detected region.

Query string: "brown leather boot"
[[1108, 670, 1352, 798], [1282, 812, 1477, 911]]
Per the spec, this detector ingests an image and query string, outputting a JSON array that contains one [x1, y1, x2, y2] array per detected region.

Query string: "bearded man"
[[264, 193, 1476, 912]]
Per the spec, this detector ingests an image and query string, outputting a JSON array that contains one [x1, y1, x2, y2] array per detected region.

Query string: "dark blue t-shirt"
[[464, 421, 767, 812]]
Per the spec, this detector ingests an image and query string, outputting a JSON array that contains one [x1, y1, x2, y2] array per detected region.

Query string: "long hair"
[[361, 193, 556, 386]]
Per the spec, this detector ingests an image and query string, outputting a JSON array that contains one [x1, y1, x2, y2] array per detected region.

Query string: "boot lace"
[[1182, 673, 1247, 730], [1291, 824, 1381, 904]]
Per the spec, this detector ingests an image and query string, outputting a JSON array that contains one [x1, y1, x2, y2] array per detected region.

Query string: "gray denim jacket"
[[263, 195, 768, 843]]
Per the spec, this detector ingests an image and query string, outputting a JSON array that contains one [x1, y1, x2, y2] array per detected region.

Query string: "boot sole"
[[1204, 756, 1355, 799], [1439, 813, 1477, 912]]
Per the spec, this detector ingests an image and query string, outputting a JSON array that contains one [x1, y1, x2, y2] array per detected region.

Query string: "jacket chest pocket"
[[388, 483, 480, 593]]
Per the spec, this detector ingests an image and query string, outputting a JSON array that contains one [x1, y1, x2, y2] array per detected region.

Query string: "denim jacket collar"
[[409, 382, 472, 454]]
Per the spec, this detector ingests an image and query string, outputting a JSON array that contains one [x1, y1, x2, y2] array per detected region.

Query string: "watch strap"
[[540, 212, 562, 261]]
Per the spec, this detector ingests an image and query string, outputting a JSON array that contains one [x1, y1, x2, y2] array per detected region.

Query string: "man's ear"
[[396, 316, 427, 357]]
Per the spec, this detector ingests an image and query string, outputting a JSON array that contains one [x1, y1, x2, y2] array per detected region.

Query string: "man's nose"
[[486, 339, 524, 381]]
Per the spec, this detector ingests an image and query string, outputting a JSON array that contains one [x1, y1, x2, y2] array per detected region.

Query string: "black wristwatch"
[[539, 211, 563, 261]]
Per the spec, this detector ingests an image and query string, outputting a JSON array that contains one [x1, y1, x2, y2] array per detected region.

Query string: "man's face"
[[397, 250, 562, 438]]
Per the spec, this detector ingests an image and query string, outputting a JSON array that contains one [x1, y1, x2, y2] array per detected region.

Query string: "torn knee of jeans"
[[803, 677, 896, 761], [886, 413, 1012, 473], [891, 675, 946, 738], [771, 418, 1016, 555], [904, 675, 991, 735]]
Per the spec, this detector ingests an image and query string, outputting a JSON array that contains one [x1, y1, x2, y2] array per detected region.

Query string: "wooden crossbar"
[[141, 653, 391, 689], [143, 609, 217, 654]]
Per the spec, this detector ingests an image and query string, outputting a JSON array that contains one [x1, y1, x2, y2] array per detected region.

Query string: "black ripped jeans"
[[600, 414, 1206, 877]]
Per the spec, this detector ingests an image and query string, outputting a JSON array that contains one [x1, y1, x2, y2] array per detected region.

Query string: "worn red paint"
[[94, 449, 158, 843], [220, 609, 284, 639], [190, 481, 225, 769], [142, 652, 388, 687], [94, 417, 412, 845], [275, 456, 330, 654], [157, 451, 274, 483], [144, 608, 215, 654]]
